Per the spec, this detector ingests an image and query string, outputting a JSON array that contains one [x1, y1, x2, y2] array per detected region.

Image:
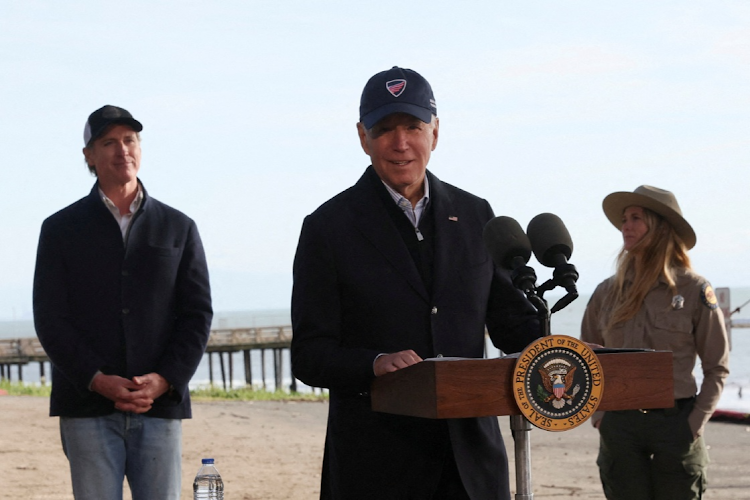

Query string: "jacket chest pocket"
[[144, 245, 180, 258], [651, 311, 693, 351]]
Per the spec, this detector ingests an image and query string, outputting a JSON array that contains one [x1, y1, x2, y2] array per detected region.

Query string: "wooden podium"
[[371, 350, 674, 499], [372, 350, 674, 418]]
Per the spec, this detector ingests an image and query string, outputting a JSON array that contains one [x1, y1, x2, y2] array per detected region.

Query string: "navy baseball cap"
[[359, 66, 437, 129], [84, 105, 143, 146]]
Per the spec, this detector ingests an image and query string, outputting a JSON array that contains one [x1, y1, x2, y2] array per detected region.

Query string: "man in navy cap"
[[33, 105, 213, 499], [291, 67, 541, 499]]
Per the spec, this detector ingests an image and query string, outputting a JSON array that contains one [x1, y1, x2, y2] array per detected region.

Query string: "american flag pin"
[[448, 216, 458, 222]]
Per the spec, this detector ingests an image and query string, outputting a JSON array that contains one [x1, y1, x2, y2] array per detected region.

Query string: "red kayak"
[[710, 409, 750, 424]]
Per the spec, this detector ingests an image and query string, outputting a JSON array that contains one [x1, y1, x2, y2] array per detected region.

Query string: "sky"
[[1, 1, 748, 321]]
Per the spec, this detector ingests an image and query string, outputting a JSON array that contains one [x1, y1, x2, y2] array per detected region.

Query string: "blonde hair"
[[605, 207, 692, 330]]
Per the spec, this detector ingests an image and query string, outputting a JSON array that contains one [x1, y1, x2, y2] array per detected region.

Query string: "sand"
[[2, 396, 749, 499]]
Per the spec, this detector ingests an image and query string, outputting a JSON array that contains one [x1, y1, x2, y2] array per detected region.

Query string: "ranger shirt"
[[581, 268, 730, 436]]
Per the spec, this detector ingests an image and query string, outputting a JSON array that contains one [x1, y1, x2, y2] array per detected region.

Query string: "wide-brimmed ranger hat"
[[359, 66, 436, 129], [84, 105, 143, 146], [602, 185, 696, 249]]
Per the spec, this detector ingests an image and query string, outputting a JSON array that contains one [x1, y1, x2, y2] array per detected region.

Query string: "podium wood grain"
[[371, 351, 674, 419]]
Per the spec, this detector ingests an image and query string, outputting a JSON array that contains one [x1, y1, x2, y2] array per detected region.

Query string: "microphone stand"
[[536, 263, 579, 314], [508, 262, 579, 499], [510, 264, 550, 337], [508, 264, 544, 499]]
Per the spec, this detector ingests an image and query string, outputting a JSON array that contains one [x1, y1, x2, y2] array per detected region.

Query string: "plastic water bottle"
[[193, 458, 224, 500]]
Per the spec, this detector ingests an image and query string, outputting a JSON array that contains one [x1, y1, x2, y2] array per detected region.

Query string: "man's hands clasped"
[[91, 372, 170, 413]]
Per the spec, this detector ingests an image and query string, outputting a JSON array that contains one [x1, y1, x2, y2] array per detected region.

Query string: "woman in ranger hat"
[[581, 185, 730, 500]]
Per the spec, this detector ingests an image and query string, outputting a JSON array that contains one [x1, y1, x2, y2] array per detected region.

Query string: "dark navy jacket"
[[33, 182, 212, 419], [291, 167, 540, 500]]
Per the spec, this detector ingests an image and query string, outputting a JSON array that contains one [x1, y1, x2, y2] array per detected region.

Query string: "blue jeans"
[[60, 413, 182, 500]]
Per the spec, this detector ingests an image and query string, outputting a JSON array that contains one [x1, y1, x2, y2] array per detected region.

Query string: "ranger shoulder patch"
[[701, 283, 718, 310]]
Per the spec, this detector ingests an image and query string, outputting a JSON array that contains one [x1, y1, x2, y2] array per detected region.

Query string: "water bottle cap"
[[201, 458, 215, 464]]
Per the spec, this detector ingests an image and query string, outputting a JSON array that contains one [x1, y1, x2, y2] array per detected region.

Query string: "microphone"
[[526, 213, 573, 268], [483, 216, 531, 270], [526, 213, 579, 308], [482, 216, 536, 293]]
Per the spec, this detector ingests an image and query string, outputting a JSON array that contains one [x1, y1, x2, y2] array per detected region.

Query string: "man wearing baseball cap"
[[291, 67, 541, 499], [33, 105, 213, 499]]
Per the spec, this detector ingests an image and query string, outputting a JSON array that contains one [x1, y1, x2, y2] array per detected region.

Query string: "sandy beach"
[[2, 395, 749, 499]]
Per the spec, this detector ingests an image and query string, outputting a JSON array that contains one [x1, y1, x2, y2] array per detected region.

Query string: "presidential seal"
[[513, 335, 604, 431]]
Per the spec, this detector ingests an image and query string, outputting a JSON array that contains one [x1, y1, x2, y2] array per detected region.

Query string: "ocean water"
[[2, 290, 749, 411]]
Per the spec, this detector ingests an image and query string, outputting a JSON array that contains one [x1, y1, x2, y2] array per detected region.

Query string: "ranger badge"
[[672, 295, 685, 310]]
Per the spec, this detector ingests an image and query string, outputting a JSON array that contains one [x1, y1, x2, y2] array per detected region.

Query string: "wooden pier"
[[0, 337, 48, 383], [206, 326, 298, 391], [0, 325, 304, 392]]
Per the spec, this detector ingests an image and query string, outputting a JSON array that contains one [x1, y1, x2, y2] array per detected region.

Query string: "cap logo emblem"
[[386, 79, 406, 97]]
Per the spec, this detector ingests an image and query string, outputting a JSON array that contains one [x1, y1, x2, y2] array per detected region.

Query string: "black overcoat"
[[291, 167, 540, 499]]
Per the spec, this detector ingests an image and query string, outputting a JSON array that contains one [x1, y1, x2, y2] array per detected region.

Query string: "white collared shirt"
[[98, 186, 143, 240], [382, 176, 430, 240]]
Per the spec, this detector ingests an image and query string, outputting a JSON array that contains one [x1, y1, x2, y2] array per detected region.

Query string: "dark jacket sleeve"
[[33, 218, 108, 394], [485, 265, 542, 354], [291, 214, 381, 391], [153, 220, 213, 401]]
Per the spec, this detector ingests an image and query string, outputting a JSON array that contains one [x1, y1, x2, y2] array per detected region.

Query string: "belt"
[[636, 397, 694, 416]]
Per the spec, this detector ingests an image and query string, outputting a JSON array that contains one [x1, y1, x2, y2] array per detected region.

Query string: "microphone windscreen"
[[527, 213, 574, 267], [483, 216, 532, 270]]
